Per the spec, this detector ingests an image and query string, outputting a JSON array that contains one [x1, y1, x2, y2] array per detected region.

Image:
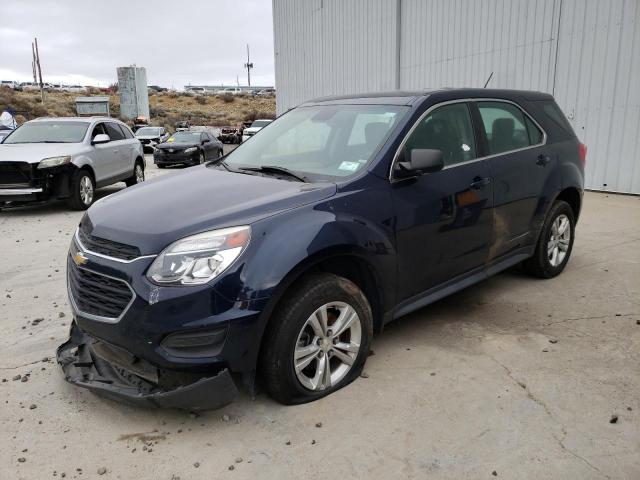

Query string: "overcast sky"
[[0, 0, 275, 89]]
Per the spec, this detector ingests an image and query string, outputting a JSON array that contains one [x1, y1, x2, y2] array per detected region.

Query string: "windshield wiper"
[[209, 156, 233, 172], [239, 165, 308, 182]]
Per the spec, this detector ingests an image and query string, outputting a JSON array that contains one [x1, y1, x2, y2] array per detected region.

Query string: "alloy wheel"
[[135, 164, 144, 183], [547, 213, 571, 267], [80, 176, 93, 206], [293, 302, 362, 391]]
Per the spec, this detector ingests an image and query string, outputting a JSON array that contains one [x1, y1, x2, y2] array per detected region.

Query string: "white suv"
[[0, 117, 144, 210]]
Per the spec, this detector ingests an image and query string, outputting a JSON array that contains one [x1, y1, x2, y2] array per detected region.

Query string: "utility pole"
[[244, 44, 253, 87], [33, 37, 44, 102], [31, 42, 37, 83]]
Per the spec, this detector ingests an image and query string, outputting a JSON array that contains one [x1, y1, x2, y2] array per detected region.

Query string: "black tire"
[[157, 164, 166, 169], [524, 200, 575, 278], [125, 160, 144, 187], [67, 169, 94, 210], [260, 273, 373, 405], [194, 151, 205, 166]]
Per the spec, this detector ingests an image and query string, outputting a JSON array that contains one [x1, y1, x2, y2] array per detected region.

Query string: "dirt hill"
[[0, 87, 276, 130]]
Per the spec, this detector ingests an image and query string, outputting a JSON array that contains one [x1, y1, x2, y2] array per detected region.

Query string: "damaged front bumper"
[[57, 322, 238, 410]]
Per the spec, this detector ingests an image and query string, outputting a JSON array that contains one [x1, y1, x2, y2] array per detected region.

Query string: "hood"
[[156, 141, 197, 150], [0, 142, 86, 164], [83, 165, 337, 254], [243, 127, 262, 134], [136, 134, 161, 140]]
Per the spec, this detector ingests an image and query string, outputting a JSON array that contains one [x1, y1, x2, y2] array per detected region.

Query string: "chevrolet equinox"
[[57, 89, 585, 410]]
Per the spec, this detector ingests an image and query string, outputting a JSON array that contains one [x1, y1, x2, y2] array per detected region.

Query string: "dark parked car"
[[58, 89, 585, 410], [153, 131, 223, 168]]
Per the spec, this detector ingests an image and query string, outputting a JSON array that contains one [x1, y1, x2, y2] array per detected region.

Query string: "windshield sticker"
[[338, 161, 361, 172], [167, 137, 175, 142]]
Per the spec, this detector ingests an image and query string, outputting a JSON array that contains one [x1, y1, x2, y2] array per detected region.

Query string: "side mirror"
[[92, 133, 110, 145], [394, 148, 444, 178]]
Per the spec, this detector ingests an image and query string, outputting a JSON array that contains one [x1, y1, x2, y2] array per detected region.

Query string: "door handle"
[[537, 154, 551, 166], [470, 177, 491, 190]]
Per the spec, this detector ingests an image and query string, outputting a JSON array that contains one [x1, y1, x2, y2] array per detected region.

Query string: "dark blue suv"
[[57, 89, 585, 410]]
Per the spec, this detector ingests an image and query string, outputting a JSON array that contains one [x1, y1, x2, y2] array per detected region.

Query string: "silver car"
[[0, 117, 144, 210]]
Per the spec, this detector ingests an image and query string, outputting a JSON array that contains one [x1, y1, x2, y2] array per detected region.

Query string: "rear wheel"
[[67, 170, 94, 210], [261, 273, 373, 405], [524, 200, 575, 278], [125, 161, 144, 187]]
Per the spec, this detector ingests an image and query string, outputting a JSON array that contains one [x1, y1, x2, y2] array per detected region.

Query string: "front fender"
[[212, 184, 397, 372]]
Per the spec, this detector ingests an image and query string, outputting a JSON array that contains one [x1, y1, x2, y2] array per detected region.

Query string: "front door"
[[89, 123, 116, 183], [104, 122, 130, 177], [391, 101, 494, 303]]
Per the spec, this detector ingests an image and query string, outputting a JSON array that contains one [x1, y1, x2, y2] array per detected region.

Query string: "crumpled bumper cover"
[[56, 323, 238, 411]]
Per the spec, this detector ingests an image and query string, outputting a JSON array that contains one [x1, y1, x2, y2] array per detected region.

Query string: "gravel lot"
[[1, 155, 638, 479]]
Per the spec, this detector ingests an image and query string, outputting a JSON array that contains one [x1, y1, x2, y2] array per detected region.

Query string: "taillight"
[[578, 142, 587, 165]]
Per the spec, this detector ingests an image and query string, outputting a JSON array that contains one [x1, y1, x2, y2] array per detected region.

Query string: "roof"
[[75, 96, 110, 103], [30, 116, 116, 123], [303, 88, 554, 106]]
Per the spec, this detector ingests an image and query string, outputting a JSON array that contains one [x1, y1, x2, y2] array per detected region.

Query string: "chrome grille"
[[77, 228, 141, 261], [67, 257, 133, 321]]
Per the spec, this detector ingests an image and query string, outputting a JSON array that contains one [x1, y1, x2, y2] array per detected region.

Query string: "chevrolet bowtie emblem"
[[72, 250, 88, 266]]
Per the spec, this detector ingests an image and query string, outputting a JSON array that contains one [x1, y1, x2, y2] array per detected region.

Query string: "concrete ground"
[[1, 155, 638, 479]]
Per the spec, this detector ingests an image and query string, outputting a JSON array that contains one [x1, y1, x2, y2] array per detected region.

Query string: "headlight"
[[38, 155, 71, 169], [147, 226, 250, 285], [184, 147, 197, 154]]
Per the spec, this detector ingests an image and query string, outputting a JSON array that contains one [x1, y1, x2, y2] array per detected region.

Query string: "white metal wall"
[[273, 0, 399, 113], [273, 0, 640, 193]]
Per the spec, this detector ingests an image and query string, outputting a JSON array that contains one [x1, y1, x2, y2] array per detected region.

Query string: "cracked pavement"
[[1, 180, 639, 479]]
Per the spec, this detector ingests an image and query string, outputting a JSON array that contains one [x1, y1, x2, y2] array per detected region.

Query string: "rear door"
[[473, 100, 556, 258], [391, 101, 494, 301]]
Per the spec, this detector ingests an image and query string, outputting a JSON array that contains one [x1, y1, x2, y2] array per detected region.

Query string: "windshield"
[[3, 121, 89, 144], [251, 120, 272, 128], [136, 127, 162, 136], [166, 132, 200, 143], [223, 104, 408, 180]]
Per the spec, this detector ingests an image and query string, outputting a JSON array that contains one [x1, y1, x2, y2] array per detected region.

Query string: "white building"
[[273, 0, 640, 194]]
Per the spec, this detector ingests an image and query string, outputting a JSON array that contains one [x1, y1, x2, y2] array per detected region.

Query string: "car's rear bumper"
[[57, 321, 238, 410]]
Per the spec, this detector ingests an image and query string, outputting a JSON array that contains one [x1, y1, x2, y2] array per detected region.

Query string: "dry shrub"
[[220, 93, 234, 103], [195, 95, 207, 105]]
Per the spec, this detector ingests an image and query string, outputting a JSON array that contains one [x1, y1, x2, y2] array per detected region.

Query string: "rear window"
[[537, 101, 575, 135]]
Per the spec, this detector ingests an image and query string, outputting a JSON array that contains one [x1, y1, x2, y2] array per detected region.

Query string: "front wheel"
[[67, 170, 94, 210], [260, 273, 373, 405], [524, 200, 575, 278]]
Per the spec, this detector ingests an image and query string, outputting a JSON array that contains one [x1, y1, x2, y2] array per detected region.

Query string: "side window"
[[105, 123, 125, 141], [119, 124, 134, 139], [524, 116, 543, 144], [403, 102, 477, 167], [477, 102, 540, 154], [91, 123, 107, 140]]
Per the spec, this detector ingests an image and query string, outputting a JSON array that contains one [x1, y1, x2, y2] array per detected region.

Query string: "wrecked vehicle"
[[0, 117, 145, 210], [58, 89, 585, 410], [218, 125, 241, 144]]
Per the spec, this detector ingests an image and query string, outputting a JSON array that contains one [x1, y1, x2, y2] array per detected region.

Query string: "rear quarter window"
[[536, 101, 575, 136]]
